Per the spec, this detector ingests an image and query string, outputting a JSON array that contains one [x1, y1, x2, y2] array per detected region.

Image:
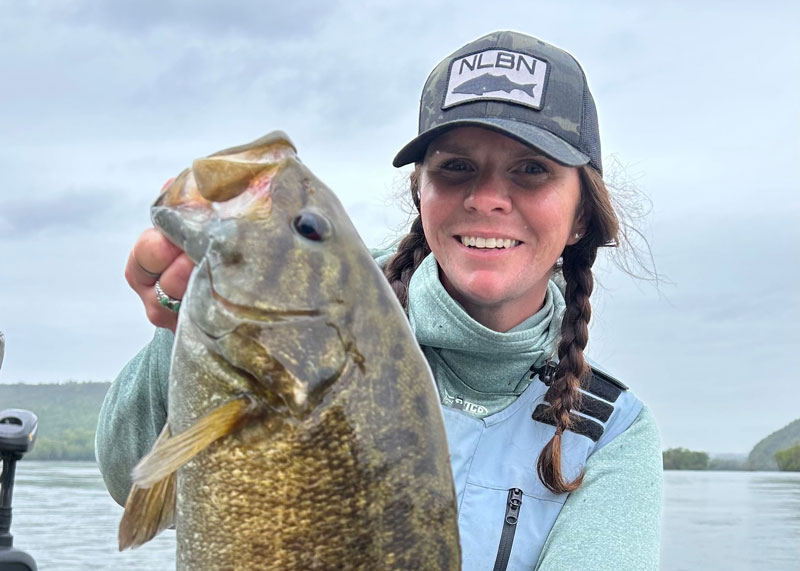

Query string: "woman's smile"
[[456, 235, 521, 249]]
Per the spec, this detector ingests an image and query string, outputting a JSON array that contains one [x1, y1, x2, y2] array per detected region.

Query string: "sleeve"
[[534, 405, 663, 571], [370, 245, 397, 269], [94, 327, 174, 506]]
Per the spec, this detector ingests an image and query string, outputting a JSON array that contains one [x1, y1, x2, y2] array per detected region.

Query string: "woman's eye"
[[520, 161, 547, 175], [292, 211, 332, 242], [440, 159, 472, 172]]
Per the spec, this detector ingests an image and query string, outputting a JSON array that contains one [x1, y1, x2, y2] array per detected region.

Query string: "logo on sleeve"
[[444, 49, 548, 110]]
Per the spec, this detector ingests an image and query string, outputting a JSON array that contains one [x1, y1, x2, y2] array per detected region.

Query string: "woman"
[[97, 31, 662, 570]]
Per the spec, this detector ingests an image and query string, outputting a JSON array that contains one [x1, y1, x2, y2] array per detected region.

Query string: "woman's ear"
[[411, 163, 422, 212], [566, 207, 587, 246]]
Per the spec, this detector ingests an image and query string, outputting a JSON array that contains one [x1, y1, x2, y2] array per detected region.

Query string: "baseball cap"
[[393, 31, 602, 174]]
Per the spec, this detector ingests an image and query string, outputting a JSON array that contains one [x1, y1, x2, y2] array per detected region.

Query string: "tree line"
[[664, 417, 800, 471], [662, 445, 800, 471], [0, 381, 109, 461]]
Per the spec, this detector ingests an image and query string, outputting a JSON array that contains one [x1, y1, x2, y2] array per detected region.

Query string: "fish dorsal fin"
[[131, 395, 254, 489], [118, 424, 177, 550]]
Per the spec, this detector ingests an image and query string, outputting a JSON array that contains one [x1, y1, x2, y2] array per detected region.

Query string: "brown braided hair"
[[382, 171, 429, 310], [384, 164, 619, 495], [537, 165, 619, 494]]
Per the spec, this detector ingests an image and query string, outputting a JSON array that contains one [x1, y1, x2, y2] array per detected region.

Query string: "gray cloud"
[[0, 191, 116, 238], [9, 1, 335, 38]]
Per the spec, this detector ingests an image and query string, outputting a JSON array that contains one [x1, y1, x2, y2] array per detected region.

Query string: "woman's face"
[[417, 126, 585, 332]]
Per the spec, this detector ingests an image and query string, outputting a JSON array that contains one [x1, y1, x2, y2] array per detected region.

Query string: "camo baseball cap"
[[393, 31, 602, 174]]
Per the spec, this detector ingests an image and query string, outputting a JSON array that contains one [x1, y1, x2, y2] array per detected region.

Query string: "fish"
[[118, 131, 461, 570], [452, 73, 537, 98]]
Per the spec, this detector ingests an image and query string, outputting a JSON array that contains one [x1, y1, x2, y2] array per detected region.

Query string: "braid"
[[383, 172, 430, 311], [537, 165, 616, 495], [537, 243, 597, 494]]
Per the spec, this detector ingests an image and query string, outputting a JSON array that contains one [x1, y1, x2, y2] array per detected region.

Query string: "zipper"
[[492, 487, 523, 571]]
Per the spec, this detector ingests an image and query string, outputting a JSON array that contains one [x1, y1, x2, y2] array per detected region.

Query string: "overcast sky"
[[0, 0, 797, 455]]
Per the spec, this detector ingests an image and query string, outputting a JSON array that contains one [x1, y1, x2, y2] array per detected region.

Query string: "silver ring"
[[154, 281, 181, 313]]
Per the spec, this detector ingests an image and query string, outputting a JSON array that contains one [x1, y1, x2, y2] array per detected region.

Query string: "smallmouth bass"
[[118, 132, 460, 570]]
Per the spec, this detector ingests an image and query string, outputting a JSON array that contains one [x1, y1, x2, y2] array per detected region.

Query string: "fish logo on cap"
[[443, 48, 548, 110]]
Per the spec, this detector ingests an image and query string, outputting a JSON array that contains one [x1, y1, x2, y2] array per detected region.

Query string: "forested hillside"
[[748, 418, 800, 470], [0, 382, 110, 460]]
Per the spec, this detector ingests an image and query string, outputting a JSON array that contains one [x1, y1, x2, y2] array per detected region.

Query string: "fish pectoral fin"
[[119, 425, 177, 550], [131, 395, 255, 489]]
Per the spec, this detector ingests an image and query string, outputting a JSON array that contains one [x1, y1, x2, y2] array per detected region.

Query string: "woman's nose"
[[463, 174, 512, 213]]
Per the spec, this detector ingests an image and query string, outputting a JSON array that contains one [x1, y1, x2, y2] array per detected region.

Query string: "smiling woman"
[[381, 31, 660, 570], [96, 30, 662, 571]]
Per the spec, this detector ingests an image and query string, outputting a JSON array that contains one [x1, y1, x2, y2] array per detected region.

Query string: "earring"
[[574, 232, 582, 240]]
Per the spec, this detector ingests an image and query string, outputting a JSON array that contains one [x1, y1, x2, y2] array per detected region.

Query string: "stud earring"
[[574, 232, 582, 240]]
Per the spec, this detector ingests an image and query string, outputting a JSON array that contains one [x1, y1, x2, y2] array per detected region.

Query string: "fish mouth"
[[202, 263, 322, 328], [188, 262, 346, 420]]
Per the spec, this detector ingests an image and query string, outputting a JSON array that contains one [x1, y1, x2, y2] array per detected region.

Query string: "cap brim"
[[392, 118, 591, 168]]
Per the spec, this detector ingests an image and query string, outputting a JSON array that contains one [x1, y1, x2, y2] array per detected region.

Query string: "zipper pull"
[[493, 488, 525, 571], [505, 488, 523, 525]]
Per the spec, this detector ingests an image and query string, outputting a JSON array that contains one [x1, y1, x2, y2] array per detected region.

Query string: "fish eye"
[[292, 210, 332, 242]]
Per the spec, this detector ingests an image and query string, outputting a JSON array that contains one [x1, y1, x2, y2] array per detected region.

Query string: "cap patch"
[[443, 49, 548, 111]]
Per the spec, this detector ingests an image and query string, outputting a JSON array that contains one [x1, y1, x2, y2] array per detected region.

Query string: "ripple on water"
[[10, 461, 176, 570], [661, 470, 800, 571]]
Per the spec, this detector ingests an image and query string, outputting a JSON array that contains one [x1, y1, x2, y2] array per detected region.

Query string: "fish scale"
[[118, 131, 460, 570]]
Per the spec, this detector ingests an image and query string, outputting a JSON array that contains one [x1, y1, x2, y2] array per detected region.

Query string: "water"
[[3, 462, 799, 570], [9, 461, 175, 570], [661, 471, 800, 570]]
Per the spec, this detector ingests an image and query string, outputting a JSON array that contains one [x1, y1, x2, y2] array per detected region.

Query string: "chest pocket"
[[459, 483, 566, 571]]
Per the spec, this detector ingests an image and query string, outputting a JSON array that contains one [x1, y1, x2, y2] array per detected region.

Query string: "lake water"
[[3, 462, 799, 570], [660, 470, 800, 570]]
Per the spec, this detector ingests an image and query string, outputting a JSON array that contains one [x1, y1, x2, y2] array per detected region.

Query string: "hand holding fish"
[[124, 228, 195, 332]]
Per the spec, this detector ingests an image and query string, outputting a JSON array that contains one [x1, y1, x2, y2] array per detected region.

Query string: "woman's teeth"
[[460, 236, 519, 249]]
